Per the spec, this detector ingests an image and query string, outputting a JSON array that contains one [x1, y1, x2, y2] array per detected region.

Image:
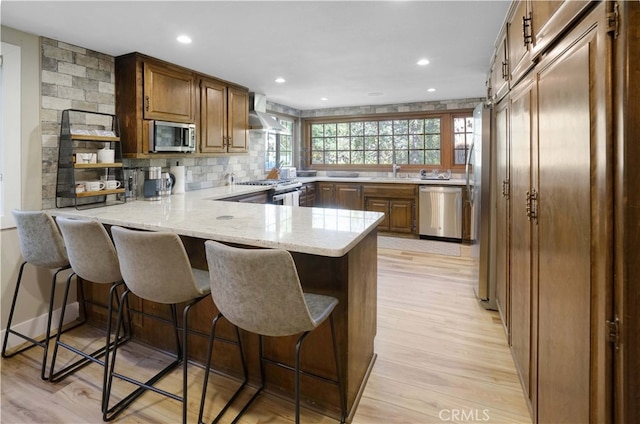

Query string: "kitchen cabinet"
[[298, 183, 316, 207], [143, 61, 195, 123], [55, 109, 125, 209], [488, 27, 509, 103], [494, 98, 510, 331], [115, 52, 249, 158], [200, 78, 248, 154], [506, 0, 593, 85], [362, 184, 416, 234], [491, 3, 614, 422], [316, 182, 362, 210]]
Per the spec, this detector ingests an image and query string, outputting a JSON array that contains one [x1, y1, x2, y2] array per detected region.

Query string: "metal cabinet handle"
[[522, 14, 532, 46], [145, 96, 150, 112]]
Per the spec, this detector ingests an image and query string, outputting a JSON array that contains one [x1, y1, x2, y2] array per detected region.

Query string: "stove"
[[238, 179, 302, 193]]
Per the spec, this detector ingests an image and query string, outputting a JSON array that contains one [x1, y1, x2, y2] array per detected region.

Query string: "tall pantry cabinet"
[[487, 1, 640, 422]]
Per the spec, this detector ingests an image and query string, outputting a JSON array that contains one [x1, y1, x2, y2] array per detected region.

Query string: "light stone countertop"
[[49, 185, 385, 257], [297, 176, 468, 185]]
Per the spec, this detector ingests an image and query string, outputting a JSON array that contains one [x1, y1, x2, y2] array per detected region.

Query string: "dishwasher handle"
[[420, 186, 463, 194]]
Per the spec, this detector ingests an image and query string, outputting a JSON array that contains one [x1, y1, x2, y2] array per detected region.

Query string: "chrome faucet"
[[392, 163, 401, 178]]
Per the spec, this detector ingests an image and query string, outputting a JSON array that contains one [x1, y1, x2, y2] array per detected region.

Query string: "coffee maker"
[[141, 166, 162, 201]]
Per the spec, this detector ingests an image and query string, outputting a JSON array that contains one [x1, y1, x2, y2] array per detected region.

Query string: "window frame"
[[265, 113, 295, 170], [302, 109, 473, 172]]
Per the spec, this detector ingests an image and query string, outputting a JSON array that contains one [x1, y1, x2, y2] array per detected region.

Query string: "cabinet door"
[[316, 183, 335, 207], [143, 62, 195, 123], [494, 99, 510, 330], [366, 198, 389, 231], [335, 184, 362, 210], [490, 28, 509, 103], [509, 77, 534, 402], [227, 87, 248, 153], [535, 10, 607, 422], [304, 183, 316, 207], [200, 79, 227, 153], [508, 0, 532, 85], [389, 199, 414, 233]]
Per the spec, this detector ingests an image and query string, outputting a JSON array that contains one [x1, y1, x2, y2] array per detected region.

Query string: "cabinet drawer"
[[362, 184, 416, 198]]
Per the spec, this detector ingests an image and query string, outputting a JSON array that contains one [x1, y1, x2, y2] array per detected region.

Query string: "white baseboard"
[[0, 302, 80, 350]]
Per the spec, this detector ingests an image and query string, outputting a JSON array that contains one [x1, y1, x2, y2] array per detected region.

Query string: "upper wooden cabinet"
[[488, 27, 509, 103], [143, 62, 195, 123], [200, 79, 248, 154], [505, 0, 593, 85], [115, 52, 248, 158]]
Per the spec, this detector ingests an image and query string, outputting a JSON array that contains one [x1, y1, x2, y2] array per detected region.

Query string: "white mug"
[[97, 148, 115, 164], [85, 181, 106, 191], [105, 180, 121, 190], [75, 183, 86, 193]]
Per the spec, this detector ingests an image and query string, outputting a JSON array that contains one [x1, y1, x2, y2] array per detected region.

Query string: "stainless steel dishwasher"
[[419, 186, 462, 240]]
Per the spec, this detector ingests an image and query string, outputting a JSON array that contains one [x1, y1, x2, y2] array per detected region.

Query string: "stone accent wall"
[[299, 98, 483, 118]]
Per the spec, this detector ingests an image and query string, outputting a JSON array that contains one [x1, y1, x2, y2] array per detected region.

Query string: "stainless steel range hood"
[[248, 93, 290, 134]]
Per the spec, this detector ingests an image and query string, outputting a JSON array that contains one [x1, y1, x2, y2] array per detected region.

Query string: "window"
[[453, 115, 474, 165], [265, 117, 294, 170], [305, 110, 472, 170]]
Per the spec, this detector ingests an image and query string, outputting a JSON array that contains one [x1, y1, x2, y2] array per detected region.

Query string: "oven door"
[[272, 190, 300, 206]]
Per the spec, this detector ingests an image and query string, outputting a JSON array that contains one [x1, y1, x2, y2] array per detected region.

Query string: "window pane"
[[352, 150, 364, 164], [455, 133, 467, 149], [426, 150, 441, 165], [312, 151, 324, 164], [426, 134, 440, 149], [280, 137, 291, 150], [350, 122, 364, 136], [337, 137, 350, 150], [410, 134, 424, 149], [337, 151, 350, 164], [324, 123, 336, 137], [365, 151, 378, 164], [395, 150, 408, 164], [337, 123, 349, 137], [364, 121, 378, 136], [454, 117, 466, 133], [266, 152, 277, 169], [364, 136, 377, 150], [351, 137, 364, 150], [325, 137, 336, 150], [312, 138, 324, 150], [311, 124, 324, 137], [409, 150, 424, 164], [379, 120, 393, 135], [379, 135, 393, 150], [409, 119, 424, 134], [425, 118, 440, 133], [393, 120, 408, 134], [455, 149, 466, 164], [379, 150, 393, 164], [325, 151, 337, 164], [394, 135, 408, 150]]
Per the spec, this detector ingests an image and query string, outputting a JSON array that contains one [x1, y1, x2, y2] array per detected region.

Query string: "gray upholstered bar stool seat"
[[2, 210, 72, 380], [199, 240, 346, 424], [105, 226, 211, 423], [48, 217, 129, 382]]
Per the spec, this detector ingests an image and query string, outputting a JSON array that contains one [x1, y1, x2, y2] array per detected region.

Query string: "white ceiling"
[[1, 1, 509, 110]]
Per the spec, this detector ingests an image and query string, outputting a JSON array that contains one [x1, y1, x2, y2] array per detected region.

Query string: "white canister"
[[170, 165, 185, 194], [97, 148, 115, 164]]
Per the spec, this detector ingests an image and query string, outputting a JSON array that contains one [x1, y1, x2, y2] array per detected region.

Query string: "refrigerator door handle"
[[465, 141, 475, 204]]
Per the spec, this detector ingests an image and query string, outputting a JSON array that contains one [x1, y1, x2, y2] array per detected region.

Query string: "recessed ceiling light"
[[275, 77, 286, 84], [177, 35, 192, 44], [368, 92, 384, 97], [427, 88, 436, 92], [417, 58, 430, 66], [321, 97, 328, 101]]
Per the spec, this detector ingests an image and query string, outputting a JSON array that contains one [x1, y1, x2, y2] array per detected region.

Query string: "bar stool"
[[105, 226, 211, 423], [48, 217, 129, 382], [2, 210, 72, 380], [200, 240, 346, 424]]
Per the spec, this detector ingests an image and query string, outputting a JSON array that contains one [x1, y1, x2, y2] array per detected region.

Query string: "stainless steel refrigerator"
[[466, 103, 496, 310]]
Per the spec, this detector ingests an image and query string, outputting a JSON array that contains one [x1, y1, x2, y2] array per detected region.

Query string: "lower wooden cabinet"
[[298, 183, 316, 207], [363, 184, 416, 235], [316, 182, 362, 209]]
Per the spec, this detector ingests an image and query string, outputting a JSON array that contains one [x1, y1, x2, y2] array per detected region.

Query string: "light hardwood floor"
[[0, 246, 531, 423]]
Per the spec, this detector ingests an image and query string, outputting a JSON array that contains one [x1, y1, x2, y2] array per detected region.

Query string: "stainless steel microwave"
[[148, 120, 195, 153]]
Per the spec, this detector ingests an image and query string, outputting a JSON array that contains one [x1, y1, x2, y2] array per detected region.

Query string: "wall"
[[0, 27, 72, 339]]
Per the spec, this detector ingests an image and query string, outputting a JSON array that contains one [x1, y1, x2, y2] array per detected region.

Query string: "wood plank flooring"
[[0, 246, 531, 423]]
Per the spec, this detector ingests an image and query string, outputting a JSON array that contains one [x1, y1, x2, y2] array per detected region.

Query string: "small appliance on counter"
[[141, 166, 163, 201], [279, 166, 297, 179]]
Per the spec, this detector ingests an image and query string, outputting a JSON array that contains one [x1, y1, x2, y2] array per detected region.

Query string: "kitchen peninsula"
[[49, 187, 384, 421]]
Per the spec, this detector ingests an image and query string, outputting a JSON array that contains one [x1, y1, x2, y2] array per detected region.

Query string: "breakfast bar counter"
[[50, 189, 384, 421]]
